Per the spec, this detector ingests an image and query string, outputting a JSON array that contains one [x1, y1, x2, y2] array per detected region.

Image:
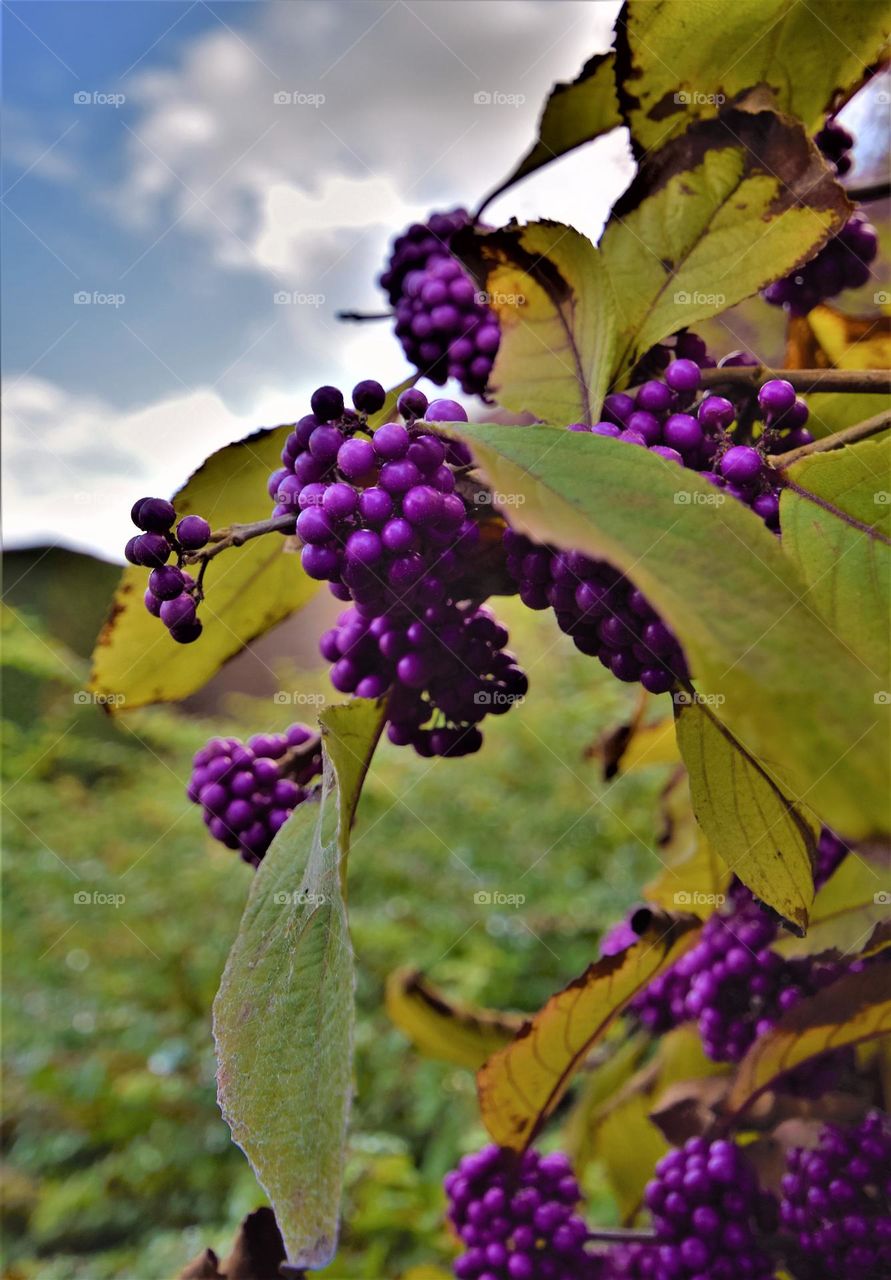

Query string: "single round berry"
[[310, 385, 345, 421], [176, 515, 211, 550], [134, 497, 176, 532], [720, 445, 763, 486], [758, 378, 796, 418], [148, 565, 185, 600], [351, 379, 386, 413], [425, 398, 468, 423], [397, 388, 428, 420]]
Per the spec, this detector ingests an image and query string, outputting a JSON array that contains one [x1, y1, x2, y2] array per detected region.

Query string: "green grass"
[[2, 601, 672, 1278]]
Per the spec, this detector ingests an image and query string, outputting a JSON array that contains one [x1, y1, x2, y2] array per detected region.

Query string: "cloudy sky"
[[3, 0, 635, 560]]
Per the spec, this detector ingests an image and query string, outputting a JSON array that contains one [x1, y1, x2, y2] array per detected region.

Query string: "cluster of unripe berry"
[[125, 497, 212, 644]]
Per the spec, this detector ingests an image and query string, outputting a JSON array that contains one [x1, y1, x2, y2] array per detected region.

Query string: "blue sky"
[[2, 0, 631, 558]]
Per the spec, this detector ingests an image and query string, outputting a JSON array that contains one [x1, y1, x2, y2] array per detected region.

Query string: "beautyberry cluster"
[[504, 341, 809, 697], [444, 1145, 598, 1280], [125, 497, 211, 644], [187, 724, 322, 865], [270, 382, 526, 757], [380, 208, 500, 396], [613, 830, 851, 1069], [610, 1139, 778, 1278], [780, 1111, 891, 1279], [763, 119, 877, 314]]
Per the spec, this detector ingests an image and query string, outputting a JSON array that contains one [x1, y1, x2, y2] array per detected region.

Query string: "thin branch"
[[182, 513, 296, 566], [586, 1227, 657, 1245], [698, 367, 891, 395], [336, 309, 392, 322], [771, 408, 891, 467], [845, 179, 891, 204]]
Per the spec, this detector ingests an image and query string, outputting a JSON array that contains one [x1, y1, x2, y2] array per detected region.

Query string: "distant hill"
[[2, 543, 338, 714]]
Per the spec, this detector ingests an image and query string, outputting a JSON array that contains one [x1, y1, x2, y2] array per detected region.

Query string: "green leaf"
[[214, 699, 385, 1270], [600, 99, 851, 380], [456, 221, 616, 424], [477, 52, 621, 213], [806, 392, 891, 440], [615, 0, 891, 153], [89, 383, 410, 711], [674, 699, 817, 931], [448, 423, 891, 841], [780, 439, 891, 682]]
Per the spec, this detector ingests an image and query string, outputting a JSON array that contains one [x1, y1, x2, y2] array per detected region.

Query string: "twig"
[[770, 408, 891, 467], [336, 309, 393, 322], [845, 179, 891, 204], [698, 367, 891, 395], [586, 1227, 657, 1245], [182, 513, 296, 566]]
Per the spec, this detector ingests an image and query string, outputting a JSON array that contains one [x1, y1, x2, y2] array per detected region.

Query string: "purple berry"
[[176, 515, 211, 550]]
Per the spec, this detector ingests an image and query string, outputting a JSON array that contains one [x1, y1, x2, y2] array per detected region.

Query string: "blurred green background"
[[2, 554, 671, 1279]]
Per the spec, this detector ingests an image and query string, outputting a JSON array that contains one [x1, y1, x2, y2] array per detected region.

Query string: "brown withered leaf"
[[178, 1208, 289, 1280], [649, 1076, 729, 1145], [477, 910, 700, 1150]]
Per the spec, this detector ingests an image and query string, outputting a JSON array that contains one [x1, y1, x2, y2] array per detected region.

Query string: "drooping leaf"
[[594, 1094, 669, 1222], [675, 699, 818, 932], [776, 853, 891, 960], [448, 422, 890, 841], [478, 52, 621, 213], [89, 384, 410, 711], [779, 438, 891, 682], [214, 699, 385, 1270], [476, 910, 699, 1150], [589, 711, 680, 779], [385, 968, 524, 1070], [728, 959, 891, 1115], [615, 0, 891, 153], [454, 221, 616, 424], [600, 98, 851, 380]]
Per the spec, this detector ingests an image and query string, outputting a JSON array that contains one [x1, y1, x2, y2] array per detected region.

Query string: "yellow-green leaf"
[[448, 422, 890, 842], [601, 100, 851, 380], [675, 699, 818, 932], [728, 960, 891, 1115], [214, 698, 385, 1270], [616, 0, 891, 152], [456, 221, 616, 424], [385, 968, 524, 1070], [476, 911, 699, 1150], [776, 853, 891, 960], [594, 1094, 668, 1222], [90, 382, 411, 711], [780, 438, 891, 682], [478, 52, 621, 212], [807, 304, 891, 371]]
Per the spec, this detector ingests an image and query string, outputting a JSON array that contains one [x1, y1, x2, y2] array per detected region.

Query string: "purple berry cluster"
[[187, 724, 322, 865], [125, 497, 212, 645], [444, 1145, 598, 1280], [780, 1111, 891, 1279], [322, 600, 527, 757], [763, 119, 877, 315], [610, 1139, 778, 1278], [504, 339, 816, 697], [270, 382, 526, 758], [617, 830, 851, 1067], [380, 208, 500, 396]]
